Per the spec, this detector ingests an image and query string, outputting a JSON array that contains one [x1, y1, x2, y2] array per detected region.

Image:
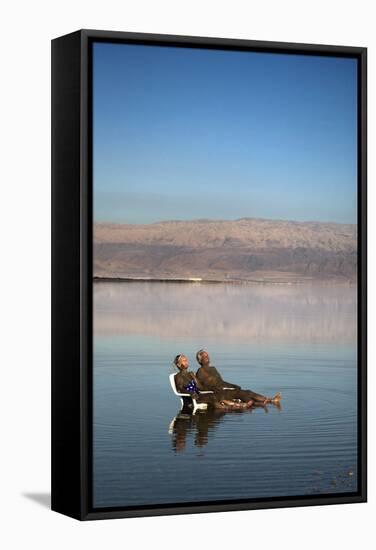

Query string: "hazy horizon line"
[[94, 216, 357, 226]]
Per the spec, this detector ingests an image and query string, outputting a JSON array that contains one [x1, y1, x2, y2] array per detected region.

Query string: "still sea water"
[[93, 281, 357, 508]]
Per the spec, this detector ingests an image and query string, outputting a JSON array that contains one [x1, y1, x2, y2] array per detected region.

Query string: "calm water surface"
[[93, 282, 357, 507]]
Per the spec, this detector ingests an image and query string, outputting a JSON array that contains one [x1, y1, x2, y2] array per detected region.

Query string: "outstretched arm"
[[211, 367, 241, 390], [221, 380, 241, 389]]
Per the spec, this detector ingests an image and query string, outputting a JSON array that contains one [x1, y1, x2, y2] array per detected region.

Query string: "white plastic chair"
[[169, 373, 214, 413]]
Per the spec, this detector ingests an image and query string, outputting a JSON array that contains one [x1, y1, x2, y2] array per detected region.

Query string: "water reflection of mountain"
[[94, 282, 356, 344]]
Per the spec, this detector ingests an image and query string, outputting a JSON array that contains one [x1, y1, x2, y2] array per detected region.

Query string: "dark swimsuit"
[[184, 379, 199, 394]]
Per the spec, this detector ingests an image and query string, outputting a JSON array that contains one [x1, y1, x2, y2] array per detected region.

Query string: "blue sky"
[[93, 42, 357, 224]]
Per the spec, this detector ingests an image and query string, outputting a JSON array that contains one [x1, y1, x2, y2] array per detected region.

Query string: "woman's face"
[[178, 355, 189, 370]]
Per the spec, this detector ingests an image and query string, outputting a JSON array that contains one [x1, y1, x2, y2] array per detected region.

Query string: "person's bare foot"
[[262, 392, 282, 405], [246, 400, 254, 408], [271, 392, 282, 404]]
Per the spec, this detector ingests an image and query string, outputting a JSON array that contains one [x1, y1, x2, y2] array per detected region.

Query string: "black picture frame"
[[51, 29, 367, 520]]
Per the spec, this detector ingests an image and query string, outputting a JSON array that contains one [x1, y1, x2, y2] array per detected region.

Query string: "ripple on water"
[[93, 282, 358, 507]]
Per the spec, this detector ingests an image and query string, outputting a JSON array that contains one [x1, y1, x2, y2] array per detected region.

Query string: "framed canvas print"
[[51, 29, 367, 520]]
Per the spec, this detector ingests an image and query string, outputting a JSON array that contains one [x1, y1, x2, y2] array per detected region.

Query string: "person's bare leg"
[[218, 399, 254, 409], [222, 399, 242, 409], [239, 400, 254, 408], [214, 400, 236, 409], [234, 389, 272, 405]]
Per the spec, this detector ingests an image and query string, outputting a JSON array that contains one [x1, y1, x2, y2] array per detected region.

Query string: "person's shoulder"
[[196, 367, 207, 379]]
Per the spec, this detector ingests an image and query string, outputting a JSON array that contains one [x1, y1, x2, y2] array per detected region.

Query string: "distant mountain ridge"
[[94, 218, 357, 283]]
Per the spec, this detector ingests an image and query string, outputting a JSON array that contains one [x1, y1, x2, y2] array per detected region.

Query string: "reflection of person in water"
[[171, 409, 229, 453], [195, 349, 281, 406], [171, 413, 194, 453], [173, 354, 254, 409]]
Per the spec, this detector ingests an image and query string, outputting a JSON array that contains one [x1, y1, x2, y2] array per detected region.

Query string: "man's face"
[[200, 351, 210, 366]]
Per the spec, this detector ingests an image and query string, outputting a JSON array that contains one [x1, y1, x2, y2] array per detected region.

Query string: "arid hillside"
[[94, 218, 357, 283]]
